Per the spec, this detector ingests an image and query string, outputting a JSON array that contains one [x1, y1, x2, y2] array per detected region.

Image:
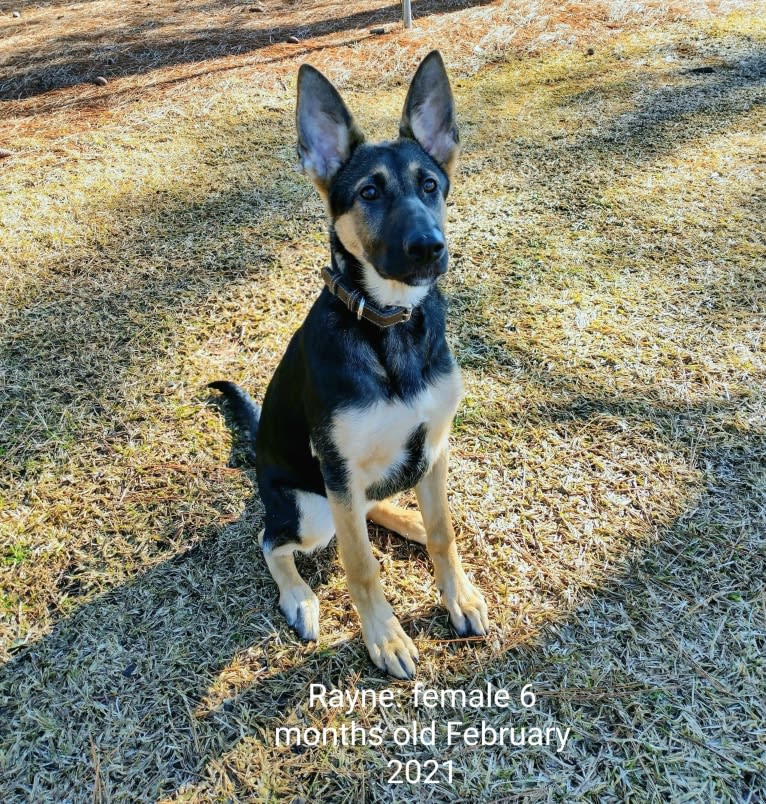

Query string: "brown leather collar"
[[321, 266, 413, 329]]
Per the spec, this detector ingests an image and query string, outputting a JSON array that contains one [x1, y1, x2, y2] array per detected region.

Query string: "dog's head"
[[296, 51, 460, 308]]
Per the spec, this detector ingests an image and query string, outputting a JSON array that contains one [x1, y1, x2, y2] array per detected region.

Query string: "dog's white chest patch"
[[331, 367, 463, 503]]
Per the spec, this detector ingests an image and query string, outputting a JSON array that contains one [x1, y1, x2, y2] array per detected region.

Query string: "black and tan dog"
[[211, 51, 489, 679]]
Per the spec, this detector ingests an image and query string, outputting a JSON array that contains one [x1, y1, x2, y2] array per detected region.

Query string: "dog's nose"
[[404, 232, 445, 265]]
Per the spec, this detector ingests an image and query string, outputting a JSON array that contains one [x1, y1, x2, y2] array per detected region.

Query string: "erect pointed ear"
[[399, 51, 460, 179], [296, 64, 365, 195]]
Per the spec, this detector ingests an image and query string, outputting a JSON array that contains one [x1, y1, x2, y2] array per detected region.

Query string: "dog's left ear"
[[399, 51, 460, 179]]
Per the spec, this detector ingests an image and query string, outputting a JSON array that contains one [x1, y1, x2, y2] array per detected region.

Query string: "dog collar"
[[321, 266, 413, 329]]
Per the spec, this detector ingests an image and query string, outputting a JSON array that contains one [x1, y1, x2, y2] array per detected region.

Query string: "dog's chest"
[[331, 367, 463, 502]]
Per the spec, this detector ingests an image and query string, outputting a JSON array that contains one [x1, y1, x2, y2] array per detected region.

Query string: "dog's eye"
[[359, 185, 379, 201], [422, 177, 438, 193]]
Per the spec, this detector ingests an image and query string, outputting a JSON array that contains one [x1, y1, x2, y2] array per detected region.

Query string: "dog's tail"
[[208, 381, 262, 446]]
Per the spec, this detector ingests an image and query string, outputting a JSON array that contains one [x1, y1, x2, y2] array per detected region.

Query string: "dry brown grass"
[[1, 0, 765, 801], [1, 0, 743, 137]]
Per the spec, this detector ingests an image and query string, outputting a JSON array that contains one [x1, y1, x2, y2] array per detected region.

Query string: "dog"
[[210, 51, 489, 679]]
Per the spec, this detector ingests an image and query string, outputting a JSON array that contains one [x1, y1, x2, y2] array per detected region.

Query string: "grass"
[[1, 0, 765, 801]]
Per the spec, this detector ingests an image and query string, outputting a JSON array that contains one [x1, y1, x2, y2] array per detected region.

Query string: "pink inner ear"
[[411, 96, 456, 166], [305, 116, 350, 182]]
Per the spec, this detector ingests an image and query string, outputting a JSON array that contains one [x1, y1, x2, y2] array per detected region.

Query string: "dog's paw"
[[441, 573, 489, 638], [279, 585, 320, 642], [361, 610, 419, 679]]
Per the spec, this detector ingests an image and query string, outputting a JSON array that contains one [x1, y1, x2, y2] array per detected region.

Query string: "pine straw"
[[1, 2, 765, 802]]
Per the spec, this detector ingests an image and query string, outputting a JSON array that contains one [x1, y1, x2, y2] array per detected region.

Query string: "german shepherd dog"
[[211, 51, 489, 678]]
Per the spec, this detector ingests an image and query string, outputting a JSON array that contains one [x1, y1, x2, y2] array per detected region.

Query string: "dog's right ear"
[[296, 65, 365, 196]]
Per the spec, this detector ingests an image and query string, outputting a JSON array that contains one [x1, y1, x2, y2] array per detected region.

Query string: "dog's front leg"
[[328, 496, 419, 679], [416, 451, 489, 637]]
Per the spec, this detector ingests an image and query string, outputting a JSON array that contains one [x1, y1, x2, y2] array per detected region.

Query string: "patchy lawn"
[[1, 0, 764, 800]]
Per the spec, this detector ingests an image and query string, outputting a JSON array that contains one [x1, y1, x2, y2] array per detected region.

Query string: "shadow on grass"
[[558, 54, 766, 169], [0, 190, 272, 472], [0, 391, 762, 801], [0, 0, 495, 102], [473, 40, 766, 207], [2, 188, 763, 800]]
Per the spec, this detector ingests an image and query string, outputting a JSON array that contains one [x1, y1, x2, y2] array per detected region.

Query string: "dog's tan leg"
[[367, 501, 427, 545], [328, 497, 419, 678], [259, 530, 319, 642], [415, 451, 489, 636]]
